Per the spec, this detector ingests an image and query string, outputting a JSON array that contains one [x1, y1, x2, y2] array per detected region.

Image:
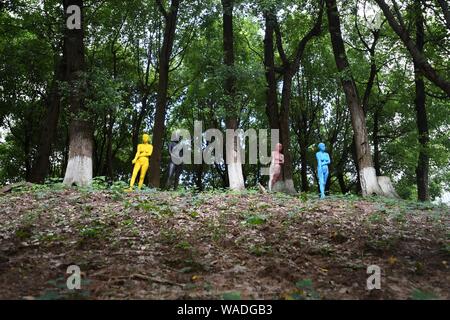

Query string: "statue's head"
[[318, 143, 326, 151], [171, 130, 181, 142], [276, 143, 283, 151], [142, 134, 151, 143]]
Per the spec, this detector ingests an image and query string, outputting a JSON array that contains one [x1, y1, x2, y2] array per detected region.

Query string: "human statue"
[[269, 143, 284, 191], [127, 134, 153, 191], [316, 142, 331, 199], [166, 137, 184, 189]]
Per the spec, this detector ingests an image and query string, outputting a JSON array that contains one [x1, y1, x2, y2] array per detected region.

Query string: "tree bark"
[[148, 0, 180, 188], [62, 0, 93, 187], [374, 0, 450, 96], [263, 11, 280, 131], [414, 1, 429, 201], [373, 105, 382, 176], [326, 0, 383, 196]]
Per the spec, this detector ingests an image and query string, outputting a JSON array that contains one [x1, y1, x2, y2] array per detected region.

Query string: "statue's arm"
[[316, 153, 323, 172], [132, 145, 141, 163]]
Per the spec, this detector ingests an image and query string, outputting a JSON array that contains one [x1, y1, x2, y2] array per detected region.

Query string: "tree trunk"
[[263, 11, 280, 130], [374, 0, 450, 96], [373, 105, 382, 176], [63, 120, 93, 186], [62, 0, 93, 187], [222, 0, 244, 190], [414, 2, 429, 201], [299, 140, 309, 192], [279, 75, 296, 193], [326, 0, 383, 196], [148, 0, 180, 188]]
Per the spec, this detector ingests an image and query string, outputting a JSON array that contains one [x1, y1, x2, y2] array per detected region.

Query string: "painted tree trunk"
[[62, 0, 93, 187], [63, 120, 93, 186], [222, 0, 245, 190], [326, 0, 383, 196]]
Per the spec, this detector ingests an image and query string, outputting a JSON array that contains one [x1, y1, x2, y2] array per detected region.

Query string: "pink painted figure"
[[269, 143, 284, 191]]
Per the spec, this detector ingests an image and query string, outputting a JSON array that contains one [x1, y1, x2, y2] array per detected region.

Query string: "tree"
[[148, 0, 181, 188], [326, 0, 385, 196], [413, 0, 429, 201], [263, 1, 323, 194], [222, 0, 245, 190], [62, 0, 93, 186]]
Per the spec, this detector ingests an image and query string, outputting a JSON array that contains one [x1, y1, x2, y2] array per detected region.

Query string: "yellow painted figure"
[[127, 134, 153, 190]]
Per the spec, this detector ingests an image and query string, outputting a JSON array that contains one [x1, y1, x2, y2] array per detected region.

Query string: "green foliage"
[[222, 291, 242, 300], [410, 289, 438, 300], [0, 0, 449, 204], [243, 214, 267, 226]]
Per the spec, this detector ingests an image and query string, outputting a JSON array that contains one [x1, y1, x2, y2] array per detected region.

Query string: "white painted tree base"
[[360, 167, 383, 196], [269, 179, 297, 194], [377, 176, 400, 198], [63, 155, 93, 187], [228, 162, 245, 190], [360, 166, 399, 198]]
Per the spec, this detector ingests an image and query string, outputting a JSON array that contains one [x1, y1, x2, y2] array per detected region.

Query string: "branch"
[[156, 0, 168, 19], [374, 0, 450, 96], [273, 17, 289, 66], [437, 0, 450, 30], [290, 1, 324, 72]]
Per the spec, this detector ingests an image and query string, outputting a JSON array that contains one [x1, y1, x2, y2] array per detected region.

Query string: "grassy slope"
[[0, 185, 448, 300]]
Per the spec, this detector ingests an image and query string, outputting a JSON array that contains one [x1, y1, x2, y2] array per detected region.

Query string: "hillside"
[[0, 185, 448, 300]]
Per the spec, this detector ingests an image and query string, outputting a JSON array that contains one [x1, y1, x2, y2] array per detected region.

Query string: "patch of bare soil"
[[0, 188, 448, 300]]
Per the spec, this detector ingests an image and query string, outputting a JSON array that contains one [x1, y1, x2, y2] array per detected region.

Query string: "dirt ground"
[[0, 186, 448, 300]]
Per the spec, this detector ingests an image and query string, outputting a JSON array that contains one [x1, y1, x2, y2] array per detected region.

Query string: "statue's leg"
[[167, 163, 175, 189], [270, 165, 281, 191], [323, 169, 329, 197], [268, 165, 274, 191], [318, 171, 325, 198], [174, 165, 182, 189], [130, 162, 142, 189], [138, 161, 149, 189]]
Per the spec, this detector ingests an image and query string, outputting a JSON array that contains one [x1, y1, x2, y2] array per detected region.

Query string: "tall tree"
[[413, 0, 429, 201], [263, 3, 323, 193], [222, 0, 244, 190], [148, 0, 181, 188], [62, 0, 93, 186], [326, 0, 384, 196]]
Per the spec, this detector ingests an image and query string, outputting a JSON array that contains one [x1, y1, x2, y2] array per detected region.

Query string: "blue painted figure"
[[316, 143, 331, 199]]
